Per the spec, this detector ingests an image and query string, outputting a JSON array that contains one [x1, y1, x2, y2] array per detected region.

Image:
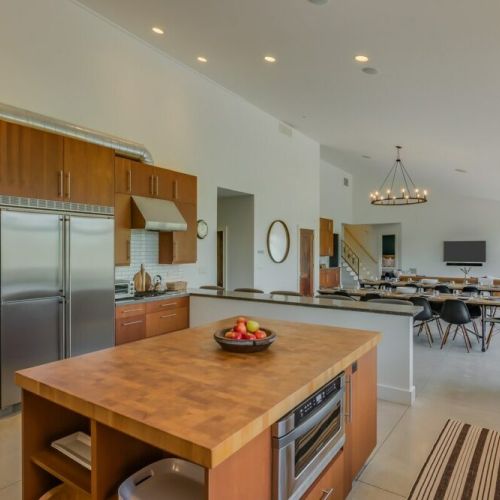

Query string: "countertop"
[[190, 289, 421, 317], [16, 316, 380, 469], [115, 290, 190, 306]]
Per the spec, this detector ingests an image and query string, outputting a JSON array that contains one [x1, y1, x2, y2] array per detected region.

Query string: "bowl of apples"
[[214, 317, 276, 353]]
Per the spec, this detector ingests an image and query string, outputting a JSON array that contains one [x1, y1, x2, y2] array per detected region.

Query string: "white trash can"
[[118, 458, 205, 500]]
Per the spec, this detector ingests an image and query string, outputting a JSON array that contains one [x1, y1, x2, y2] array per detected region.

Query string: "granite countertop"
[[16, 317, 380, 468], [190, 289, 421, 317], [115, 291, 190, 306]]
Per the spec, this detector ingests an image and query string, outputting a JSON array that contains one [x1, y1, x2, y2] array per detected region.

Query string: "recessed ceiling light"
[[362, 155, 372, 159], [264, 55, 277, 63], [362, 67, 379, 75], [455, 168, 467, 173], [308, 0, 329, 4], [355, 55, 369, 63], [197, 56, 208, 63], [152, 27, 164, 35]]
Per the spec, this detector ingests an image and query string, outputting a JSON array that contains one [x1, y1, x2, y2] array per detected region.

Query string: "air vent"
[[279, 122, 293, 137], [344, 177, 350, 187]]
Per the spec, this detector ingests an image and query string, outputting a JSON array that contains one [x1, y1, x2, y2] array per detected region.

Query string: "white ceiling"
[[77, 0, 500, 201]]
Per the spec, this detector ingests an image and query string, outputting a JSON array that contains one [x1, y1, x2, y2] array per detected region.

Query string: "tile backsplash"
[[115, 230, 185, 283]]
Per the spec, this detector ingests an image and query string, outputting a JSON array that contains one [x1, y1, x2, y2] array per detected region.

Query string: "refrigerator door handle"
[[64, 216, 71, 358], [59, 297, 66, 358]]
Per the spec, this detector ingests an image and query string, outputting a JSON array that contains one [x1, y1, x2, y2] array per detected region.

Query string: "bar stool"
[[270, 290, 302, 297], [317, 294, 356, 301], [360, 293, 382, 302], [233, 288, 264, 293], [439, 300, 474, 353], [199, 285, 224, 291], [330, 290, 352, 298]]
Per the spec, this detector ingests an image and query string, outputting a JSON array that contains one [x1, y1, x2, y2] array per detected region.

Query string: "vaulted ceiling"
[[78, 0, 500, 200]]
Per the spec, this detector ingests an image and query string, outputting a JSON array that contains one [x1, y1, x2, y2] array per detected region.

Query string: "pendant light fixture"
[[370, 146, 428, 205]]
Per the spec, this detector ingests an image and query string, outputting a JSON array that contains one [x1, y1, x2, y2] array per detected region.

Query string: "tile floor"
[[1, 321, 498, 499]]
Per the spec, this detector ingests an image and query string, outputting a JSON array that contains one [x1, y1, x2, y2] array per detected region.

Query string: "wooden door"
[[0, 120, 63, 200], [63, 137, 114, 206], [114, 193, 131, 266], [172, 172, 197, 204], [300, 228, 314, 296], [155, 167, 175, 200], [158, 202, 197, 264], [320, 218, 334, 256]]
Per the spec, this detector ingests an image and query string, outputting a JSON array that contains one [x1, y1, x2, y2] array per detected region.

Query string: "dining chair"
[[233, 288, 264, 293], [434, 284, 452, 294], [410, 297, 440, 347], [487, 317, 500, 349], [439, 300, 474, 353], [270, 290, 302, 297], [368, 298, 413, 306]]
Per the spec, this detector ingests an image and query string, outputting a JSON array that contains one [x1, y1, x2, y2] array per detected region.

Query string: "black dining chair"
[[434, 284, 452, 294], [368, 298, 413, 306], [410, 297, 439, 347], [360, 293, 382, 302], [439, 300, 474, 352], [460, 286, 481, 342]]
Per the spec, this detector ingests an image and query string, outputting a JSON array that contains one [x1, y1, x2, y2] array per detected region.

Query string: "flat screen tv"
[[443, 241, 486, 263]]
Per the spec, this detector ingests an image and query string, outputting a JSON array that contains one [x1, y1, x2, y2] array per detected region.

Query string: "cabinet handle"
[[122, 308, 144, 314], [345, 375, 352, 423], [58, 170, 64, 198], [150, 175, 154, 196], [160, 303, 176, 307], [126, 240, 130, 260], [127, 169, 132, 193], [122, 320, 144, 326], [156, 175, 159, 196], [174, 180, 178, 199], [321, 488, 334, 500], [66, 172, 71, 199], [160, 313, 177, 319]]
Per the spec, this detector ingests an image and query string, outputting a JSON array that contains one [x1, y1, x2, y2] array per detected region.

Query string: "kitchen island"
[[17, 317, 380, 500]]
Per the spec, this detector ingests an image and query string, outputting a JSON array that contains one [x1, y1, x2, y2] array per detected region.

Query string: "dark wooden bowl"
[[214, 327, 276, 353]]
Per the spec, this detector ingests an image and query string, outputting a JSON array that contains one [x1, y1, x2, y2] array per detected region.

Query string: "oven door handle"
[[274, 390, 343, 448]]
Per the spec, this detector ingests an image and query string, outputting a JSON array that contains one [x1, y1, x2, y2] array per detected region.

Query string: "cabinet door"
[[304, 450, 344, 500], [115, 194, 131, 266], [63, 137, 114, 206], [131, 161, 155, 197], [115, 315, 146, 345], [349, 348, 377, 480], [330, 220, 335, 256], [158, 202, 197, 264], [146, 307, 189, 337], [172, 172, 197, 204], [0, 120, 63, 200], [115, 156, 132, 194], [155, 167, 175, 200], [319, 218, 329, 256]]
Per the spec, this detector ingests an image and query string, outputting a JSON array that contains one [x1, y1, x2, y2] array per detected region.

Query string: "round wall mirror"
[[267, 220, 290, 263]]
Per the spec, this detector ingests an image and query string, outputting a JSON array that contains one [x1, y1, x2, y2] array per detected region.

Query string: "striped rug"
[[409, 419, 500, 500]]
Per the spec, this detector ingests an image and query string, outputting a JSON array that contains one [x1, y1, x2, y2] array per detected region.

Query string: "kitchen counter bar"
[[17, 317, 379, 471]]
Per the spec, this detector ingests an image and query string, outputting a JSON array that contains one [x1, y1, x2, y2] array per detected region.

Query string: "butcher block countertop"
[[16, 317, 381, 469]]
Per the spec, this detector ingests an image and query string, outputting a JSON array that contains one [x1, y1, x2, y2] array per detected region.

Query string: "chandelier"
[[369, 146, 428, 206]]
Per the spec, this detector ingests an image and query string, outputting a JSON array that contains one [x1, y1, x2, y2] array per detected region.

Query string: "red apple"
[[255, 330, 267, 340], [237, 316, 247, 324], [225, 330, 238, 339], [234, 322, 247, 335], [242, 332, 256, 340]]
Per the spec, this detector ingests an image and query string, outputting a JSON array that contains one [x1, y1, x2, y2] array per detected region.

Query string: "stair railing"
[[341, 239, 360, 278]]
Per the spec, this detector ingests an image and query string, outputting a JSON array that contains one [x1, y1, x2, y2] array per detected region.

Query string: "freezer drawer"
[[1, 297, 63, 408]]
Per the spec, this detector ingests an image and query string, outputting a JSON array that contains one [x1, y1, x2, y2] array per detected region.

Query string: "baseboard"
[[378, 383, 415, 406]]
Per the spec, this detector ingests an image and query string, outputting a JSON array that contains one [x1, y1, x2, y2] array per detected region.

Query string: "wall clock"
[[197, 219, 208, 239]]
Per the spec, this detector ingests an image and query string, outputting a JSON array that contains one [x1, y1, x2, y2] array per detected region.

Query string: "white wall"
[[320, 159, 353, 228], [0, 0, 320, 291], [217, 196, 254, 290], [353, 171, 500, 277]]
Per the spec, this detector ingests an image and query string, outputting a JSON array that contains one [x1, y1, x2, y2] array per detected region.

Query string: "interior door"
[[300, 228, 314, 296], [67, 216, 115, 356]]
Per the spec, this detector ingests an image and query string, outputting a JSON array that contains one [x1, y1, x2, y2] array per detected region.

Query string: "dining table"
[[359, 279, 500, 293], [318, 287, 500, 352]]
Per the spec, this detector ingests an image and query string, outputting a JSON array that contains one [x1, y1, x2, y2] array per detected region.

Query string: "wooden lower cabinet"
[[115, 297, 189, 345], [319, 268, 340, 289], [304, 450, 344, 500]]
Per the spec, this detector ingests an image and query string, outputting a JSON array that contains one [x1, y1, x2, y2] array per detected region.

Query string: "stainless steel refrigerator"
[[0, 209, 115, 408]]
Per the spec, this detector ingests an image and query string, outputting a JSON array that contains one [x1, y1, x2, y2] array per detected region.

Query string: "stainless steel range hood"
[[131, 196, 187, 232]]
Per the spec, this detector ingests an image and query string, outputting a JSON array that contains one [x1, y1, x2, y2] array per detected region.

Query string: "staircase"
[[341, 239, 378, 288]]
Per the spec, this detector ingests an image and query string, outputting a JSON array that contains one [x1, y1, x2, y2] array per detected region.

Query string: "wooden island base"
[[17, 318, 379, 500]]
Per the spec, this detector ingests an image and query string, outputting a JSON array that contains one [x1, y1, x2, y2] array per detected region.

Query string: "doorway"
[[217, 187, 254, 290], [382, 234, 397, 274], [299, 228, 314, 296]]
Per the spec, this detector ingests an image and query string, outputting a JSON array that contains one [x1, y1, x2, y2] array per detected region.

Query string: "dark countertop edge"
[[189, 290, 420, 317], [115, 291, 190, 306]]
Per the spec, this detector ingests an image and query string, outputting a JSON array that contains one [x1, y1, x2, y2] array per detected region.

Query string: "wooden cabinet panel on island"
[[158, 201, 197, 264], [320, 218, 334, 256], [0, 120, 64, 201], [304, 450, 344, 500], [320, 267, 340, 289], [63, 137, 114, 206]]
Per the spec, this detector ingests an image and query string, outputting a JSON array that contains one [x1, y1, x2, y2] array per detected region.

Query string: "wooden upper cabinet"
[[172, 172, 197, 204], [63, 137, 114, 206], [114, 156, 155, 197], [158, 201, 197, 264], [0, 120, 64, 200], [115, 193, 131, 266], [155, 167, 175, 200], [320, 218, 334, 257]]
